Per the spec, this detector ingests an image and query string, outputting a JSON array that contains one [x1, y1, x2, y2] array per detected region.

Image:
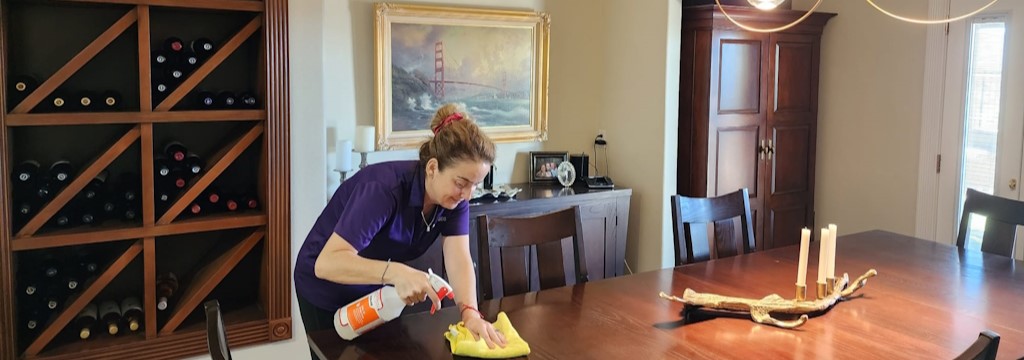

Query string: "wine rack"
[[0, 1, 290, 359]]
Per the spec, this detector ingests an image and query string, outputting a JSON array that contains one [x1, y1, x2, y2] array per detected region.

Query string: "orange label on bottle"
[[346, 295, 381, 332]]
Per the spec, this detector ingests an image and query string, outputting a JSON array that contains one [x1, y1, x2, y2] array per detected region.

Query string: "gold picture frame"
[[374, 3, 550, 150]]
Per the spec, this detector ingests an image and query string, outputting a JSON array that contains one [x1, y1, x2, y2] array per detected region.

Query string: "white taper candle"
[[817, 227, 829, 284], [796, 228, 811, 287], [827, 223, 838, 279]]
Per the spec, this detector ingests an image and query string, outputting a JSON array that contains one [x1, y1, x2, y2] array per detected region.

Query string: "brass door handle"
[[1011, 178, 1018, 191], [766, 139, 774, 160], [759, 139, 766, 160]]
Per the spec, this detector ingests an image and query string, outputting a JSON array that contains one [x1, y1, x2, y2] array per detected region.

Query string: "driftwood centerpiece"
[[659, 269, 878, 329]]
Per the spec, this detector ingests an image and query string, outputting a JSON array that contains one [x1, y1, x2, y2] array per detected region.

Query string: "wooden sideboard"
[[406, 183, 631, 305]]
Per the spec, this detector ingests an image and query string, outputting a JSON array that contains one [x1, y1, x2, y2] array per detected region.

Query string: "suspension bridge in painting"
[[429, 41, 519, 99]]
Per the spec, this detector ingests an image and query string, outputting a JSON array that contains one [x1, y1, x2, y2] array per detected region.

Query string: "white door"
[[932, 0, 1024, 257]]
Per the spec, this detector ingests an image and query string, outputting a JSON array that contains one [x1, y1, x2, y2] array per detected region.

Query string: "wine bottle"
[[184, 153, 204, 177], [76, 90, 97, 111], [241, 193, 260, 210], [156, 272, 179, 311], [195, 91, 216, 109], [47, 90, 70, 112], [98, 299, 121, 335], [179, 50, 199, 70], [191, 38, 215, 58], [81, 170, 109, 201], [43, 284, 62, 311], [116, 172, 141, 203], [120, 297, 143, 332], [75, 303, 98, 340], [49, 160, 75, 184], [216, 91, 236, 108], [120, 204, 139, 222], [203, 186, 222, 209], [10, 74, 38, 97], [52, 207, 76, 228], [164, 141, 188, 162], [164, 36, 185, 53], [22, 279, 39, 297], [100, 197, 118, 222], [224, 196, 239, 212], [79, 208, 98, 226], [64, 274, 81, 292], [12, 160, 41, 187], [152, 50, 173, 67], [154, 156, 173, 178], [168, 167, 188, 189], [238, 92, 259, 108], [22, 306, 50, 334], [77, 253, 100, 277], [15, 199, 36, 217], [35, 179, 54, 202], [164, 67, 185, 82], [41, 258, 62, 280], [187, 202, 203, 216], [153, 81, 172, 100], [100, 90, 122, 110]]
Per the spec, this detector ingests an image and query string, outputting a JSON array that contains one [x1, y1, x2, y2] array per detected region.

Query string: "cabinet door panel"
[[718, 39, 762, 114], [714, 126, 760, 197], [765, 32, 820, 249], [773, 40, 814, 114], [771, 125, 812, 195]]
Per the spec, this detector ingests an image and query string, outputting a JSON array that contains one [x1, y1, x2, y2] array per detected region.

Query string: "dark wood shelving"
[[15, 126, 141, 237], [157, 122, 263, 224], [66, 0, 264, 12], [160, 228, 264, 334], [24, 240, 143, 356], [10, 8, 137, 114], [154, 15, 261, 111], [1, 0, 290, 358], [5, 110, 266, 126], [11, 212, 267, 251]]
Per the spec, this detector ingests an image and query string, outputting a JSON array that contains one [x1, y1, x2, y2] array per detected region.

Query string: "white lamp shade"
[[336, 139, 353, 172], [354, 125, 375, 153]]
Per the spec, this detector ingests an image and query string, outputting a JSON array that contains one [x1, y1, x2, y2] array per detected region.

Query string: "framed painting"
[[374, 3, 550, 150]]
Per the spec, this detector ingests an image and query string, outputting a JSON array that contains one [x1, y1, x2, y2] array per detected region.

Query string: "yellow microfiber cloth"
[[444, 311, 531, 358]]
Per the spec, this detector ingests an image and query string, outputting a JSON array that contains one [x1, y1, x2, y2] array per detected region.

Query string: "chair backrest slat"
[[671, 188, 756, 266], [956, 188, 1024, 257], [477, 206, 588, 300]]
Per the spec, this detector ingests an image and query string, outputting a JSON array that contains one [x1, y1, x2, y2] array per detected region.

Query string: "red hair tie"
[[432, 113, 464, 134]]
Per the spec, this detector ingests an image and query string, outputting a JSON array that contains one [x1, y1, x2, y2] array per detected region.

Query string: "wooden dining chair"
[[956, 188, 1024, 257], [476, 206, 588, 301], [670, 188, 756, 266], [954, 330, 1000, 360], [204, 300, 232, 360]]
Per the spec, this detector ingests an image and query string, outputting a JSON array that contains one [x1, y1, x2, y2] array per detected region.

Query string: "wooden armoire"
[[678, 5, 834, 249]]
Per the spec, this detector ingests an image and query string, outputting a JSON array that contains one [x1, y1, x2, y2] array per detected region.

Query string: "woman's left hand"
[[463, 316, 507, 349]]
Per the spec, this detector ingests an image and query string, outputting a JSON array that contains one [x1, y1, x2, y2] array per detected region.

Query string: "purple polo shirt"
[[294, 160, 469, 311]]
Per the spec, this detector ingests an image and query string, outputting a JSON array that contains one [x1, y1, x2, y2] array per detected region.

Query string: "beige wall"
[[794, 0, 926, 236]]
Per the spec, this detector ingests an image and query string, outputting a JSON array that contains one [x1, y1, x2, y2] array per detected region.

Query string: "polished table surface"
[[308, 230, 1024, 359]]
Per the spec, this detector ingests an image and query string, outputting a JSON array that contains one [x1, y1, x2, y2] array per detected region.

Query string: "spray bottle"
[[334, 268, 454, 340]]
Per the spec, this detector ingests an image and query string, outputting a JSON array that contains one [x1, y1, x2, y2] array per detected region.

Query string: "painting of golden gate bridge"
[[389, 22, 534, 132]]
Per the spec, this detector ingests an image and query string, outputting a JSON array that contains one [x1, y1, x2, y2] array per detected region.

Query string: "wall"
[[794, 0, 926, 236], [602, 0, 680, 271]]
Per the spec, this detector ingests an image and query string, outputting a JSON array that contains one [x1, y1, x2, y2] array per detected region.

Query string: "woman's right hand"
[[387, 263, 442, 310]]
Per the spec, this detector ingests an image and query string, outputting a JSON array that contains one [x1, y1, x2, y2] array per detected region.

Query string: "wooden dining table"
[[306, 230, 1024, 359]]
